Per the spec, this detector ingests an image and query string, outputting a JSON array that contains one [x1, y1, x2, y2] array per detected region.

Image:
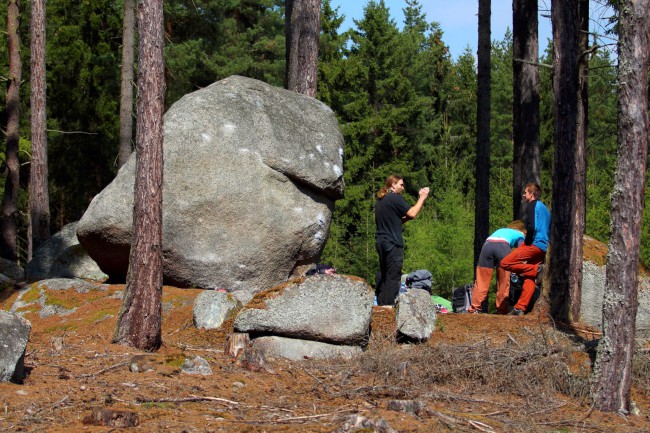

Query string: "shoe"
[[466, 308, 481, 314], [535, 264, 545, 285], [508, 308, 525, 316]]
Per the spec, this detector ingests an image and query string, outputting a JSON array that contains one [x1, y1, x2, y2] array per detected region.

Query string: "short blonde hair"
[[507, 219, 526, 233]]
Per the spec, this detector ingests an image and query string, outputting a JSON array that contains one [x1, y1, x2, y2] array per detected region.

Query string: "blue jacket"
[[524, 200, 551, 252]]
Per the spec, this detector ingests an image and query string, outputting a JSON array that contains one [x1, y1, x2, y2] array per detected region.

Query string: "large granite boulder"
[[0, 311, 31, 383], [581, 260, 650, 339], [77, 76, 344, 295], [26, 222, 108, 282]]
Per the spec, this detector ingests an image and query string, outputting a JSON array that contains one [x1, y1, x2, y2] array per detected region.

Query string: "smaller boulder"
[[0, 256, 24, 281], [0, 311, 31, 383], [234, 274, 374, 345], [181, 356, 213, 376], [26, 222, 108, 282], [396, 289, 437, 342], [251, 335, 362, 361], [193, 290, 242, 329]]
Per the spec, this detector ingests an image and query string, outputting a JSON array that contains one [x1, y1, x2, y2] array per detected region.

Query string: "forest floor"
[[1, 282, 650, 433]]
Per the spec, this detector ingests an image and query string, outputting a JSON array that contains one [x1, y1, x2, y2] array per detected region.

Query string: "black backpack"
[[452, 283, 473, 313], [508, 273, 540, 312]]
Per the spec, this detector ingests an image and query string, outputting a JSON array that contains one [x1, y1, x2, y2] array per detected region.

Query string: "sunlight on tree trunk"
[[569, 0, 589, 321], [591, 0, 649, 413], [29, 0, 50, 254], [285, 0, 321, 97], [114, 0, 165, 352]]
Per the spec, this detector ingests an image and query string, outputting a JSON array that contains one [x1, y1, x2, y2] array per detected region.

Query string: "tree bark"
[[113, 0, 165, 352], [285, 0, 321, 97], [118, 0, 136, 168], [547, 0, 579, 321], [0, 0, 22, 262], [29, 0, 50, 254], [569, 0, 589, 320], [474, 0, 491, 268], [591, 0, 649, 413], [512, 0, 540, 220]]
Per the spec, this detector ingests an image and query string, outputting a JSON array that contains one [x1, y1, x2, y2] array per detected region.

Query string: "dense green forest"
[[0, 0, 646, 297]]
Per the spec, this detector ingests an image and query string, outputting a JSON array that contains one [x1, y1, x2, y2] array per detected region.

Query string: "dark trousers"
[[376, 241, 403, 306]]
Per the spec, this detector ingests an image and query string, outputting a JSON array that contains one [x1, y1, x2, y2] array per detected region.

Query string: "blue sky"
[[329, 0, 614, 61]]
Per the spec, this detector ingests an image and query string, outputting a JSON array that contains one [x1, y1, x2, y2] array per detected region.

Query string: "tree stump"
[[225, 332, 250, 358]]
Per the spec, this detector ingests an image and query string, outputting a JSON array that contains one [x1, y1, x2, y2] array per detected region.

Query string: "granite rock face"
[[0, 311, 31, 383], [77, 76, 344, 295]]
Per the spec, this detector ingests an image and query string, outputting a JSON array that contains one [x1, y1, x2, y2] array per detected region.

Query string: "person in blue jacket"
[[375, 175, 430, 306], [500, 183, 551, 316], [467, 223, 525, 314]]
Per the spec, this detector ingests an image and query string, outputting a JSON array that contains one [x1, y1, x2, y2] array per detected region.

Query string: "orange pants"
[[471, 266, 510, 314], [500, 244, 545, 311]]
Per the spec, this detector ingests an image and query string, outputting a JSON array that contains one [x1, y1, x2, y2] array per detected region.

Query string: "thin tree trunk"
[[0, 0, 22, 262], [29, 0, 50, 253], [570, 0, 589, 320], [113, 0, 165, 352], [547, 0, 579, 321], [285, 0, 321, 97], [512, 0, 540, 220], [118, 0, 136, 168], [591, 0, 649, 413], [474, 0, 491, 268]]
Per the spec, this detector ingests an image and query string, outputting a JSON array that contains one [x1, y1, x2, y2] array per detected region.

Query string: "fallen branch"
[[31, 396, 69, 416], [468, 419, 496, 432], [174, 343, 224, 354], [217, 408, 359, 425], [136, 395, 240, 406]]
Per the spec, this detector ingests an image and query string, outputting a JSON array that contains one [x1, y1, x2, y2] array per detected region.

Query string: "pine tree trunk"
[[285, 0, 321, 97], [29, 0, 50, 253], [0, 0, 22, 262], [474, 0, 491, 268], [114, 0, 165, 352], [592, 0, 649, 413], [512, 0, 540, 220], [118, 0, 136, 168], [569, 0, 589, 320], [547, 0, 579, 321]]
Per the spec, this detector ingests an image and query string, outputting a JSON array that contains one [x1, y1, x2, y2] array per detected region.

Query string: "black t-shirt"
[[375, 192, 410, 248]]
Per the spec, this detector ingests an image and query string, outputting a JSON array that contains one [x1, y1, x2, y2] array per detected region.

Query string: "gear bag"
[[451, 283, 473, 313]]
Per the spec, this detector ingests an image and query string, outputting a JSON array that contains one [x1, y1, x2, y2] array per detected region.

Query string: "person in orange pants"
[[500, 183, 550, 316], [467, 225, 524, 314]]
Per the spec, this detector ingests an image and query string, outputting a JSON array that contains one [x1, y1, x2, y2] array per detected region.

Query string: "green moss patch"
[[20, 287, 42, 304]]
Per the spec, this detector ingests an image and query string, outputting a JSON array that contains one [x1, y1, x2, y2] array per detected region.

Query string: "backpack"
[[508, 273, 540, 312], [452, 283, 473, 313], [305, 264, 336, 276], [405, 269, 433, 294]]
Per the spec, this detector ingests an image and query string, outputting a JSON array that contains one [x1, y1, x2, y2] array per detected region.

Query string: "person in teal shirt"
[[468, 225, 525, 314]]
